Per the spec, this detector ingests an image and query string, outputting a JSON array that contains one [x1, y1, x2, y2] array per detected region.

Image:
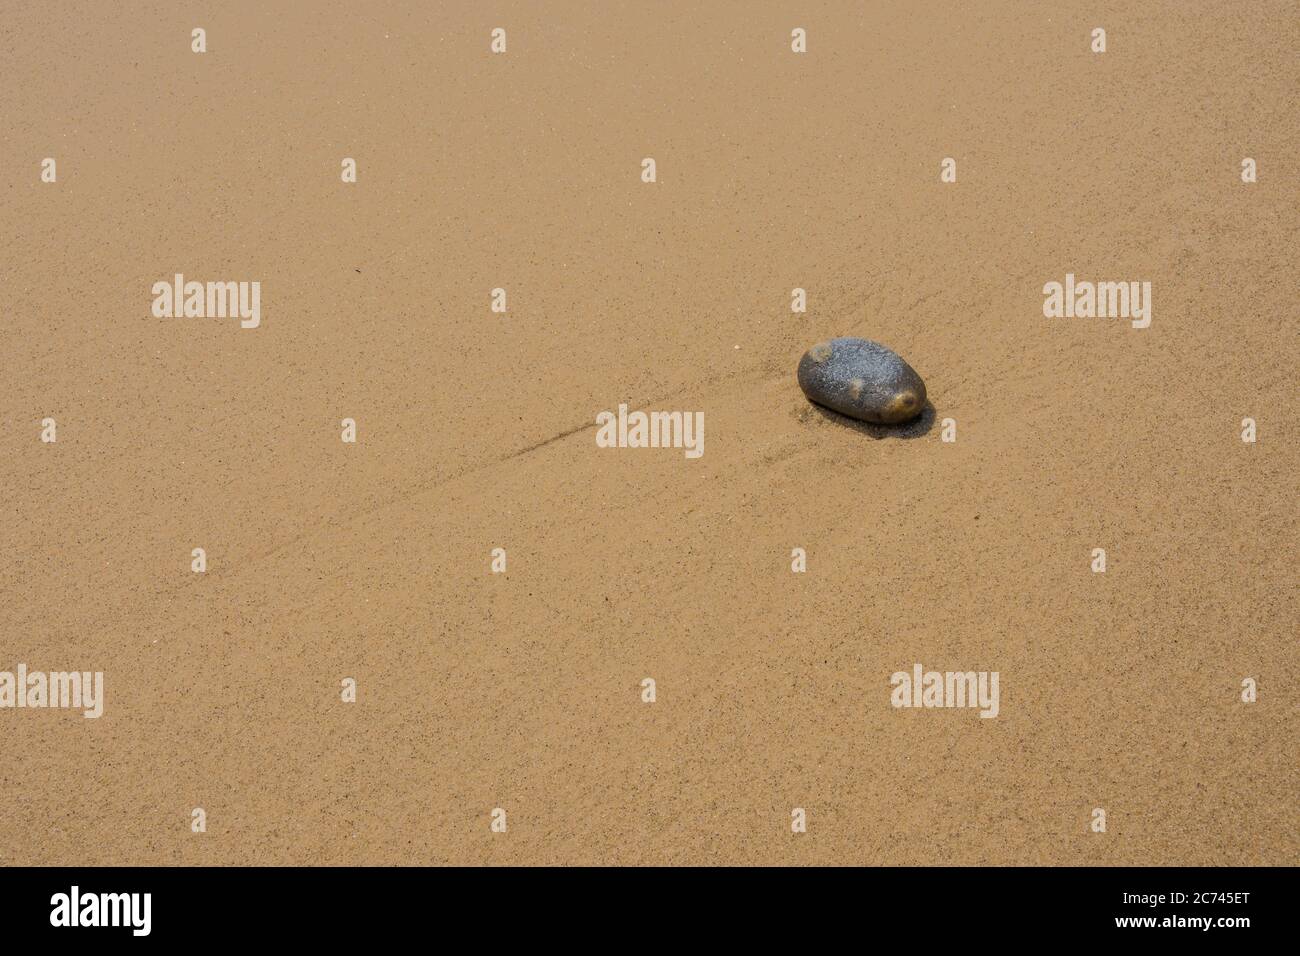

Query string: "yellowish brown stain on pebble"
[[849, 378, 865, 400], [808, 342, 833, 363], [886, 391, 919, 419]]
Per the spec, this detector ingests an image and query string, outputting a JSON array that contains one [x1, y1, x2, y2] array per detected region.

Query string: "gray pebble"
[[797, 338, 927, 424]]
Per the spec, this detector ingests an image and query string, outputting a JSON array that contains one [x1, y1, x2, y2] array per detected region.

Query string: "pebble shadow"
[[810, 400, 936, 440]]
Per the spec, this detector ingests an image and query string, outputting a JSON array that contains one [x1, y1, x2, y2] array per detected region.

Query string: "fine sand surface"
[[2, 2, 1296, 865]]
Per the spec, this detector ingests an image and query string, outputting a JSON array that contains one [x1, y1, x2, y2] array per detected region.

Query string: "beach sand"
[[1, 1, 1295, 865]]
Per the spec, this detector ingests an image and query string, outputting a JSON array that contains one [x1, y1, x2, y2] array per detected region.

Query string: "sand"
[[1, 1, 1295, 866]]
